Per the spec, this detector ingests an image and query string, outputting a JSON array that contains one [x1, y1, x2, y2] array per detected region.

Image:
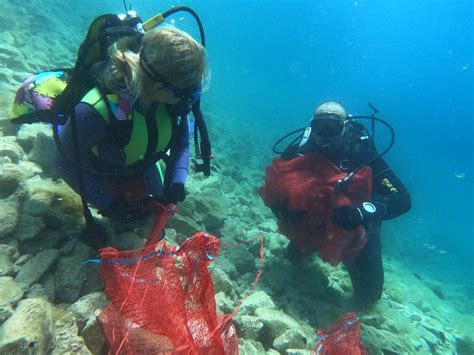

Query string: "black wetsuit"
[[281, 122, 411, 304]]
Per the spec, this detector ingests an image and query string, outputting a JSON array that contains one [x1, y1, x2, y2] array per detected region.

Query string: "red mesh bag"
[[97, 204, 238, 354], [312, 312, 367, 355], [259, 153, 372, 265]]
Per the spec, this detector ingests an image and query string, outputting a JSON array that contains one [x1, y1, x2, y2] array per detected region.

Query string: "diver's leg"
[[345, 224, 384, 305]]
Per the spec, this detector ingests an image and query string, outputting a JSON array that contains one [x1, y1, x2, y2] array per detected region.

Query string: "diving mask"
[[311, 114, 345, 138]]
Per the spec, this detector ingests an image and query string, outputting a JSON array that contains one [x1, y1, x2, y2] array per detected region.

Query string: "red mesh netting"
[[312, 312, 368, 355], [259, 153, 372, 265], [97, 204, 238, 354]]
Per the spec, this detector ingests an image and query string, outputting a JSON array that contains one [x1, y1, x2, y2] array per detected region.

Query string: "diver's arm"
[[369, 158, 412, 220]]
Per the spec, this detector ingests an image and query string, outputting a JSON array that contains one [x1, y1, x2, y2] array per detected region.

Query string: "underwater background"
[[0, 0, 472, 353]]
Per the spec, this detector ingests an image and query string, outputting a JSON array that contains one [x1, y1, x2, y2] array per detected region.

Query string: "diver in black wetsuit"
[[279, 101, 411, 305]]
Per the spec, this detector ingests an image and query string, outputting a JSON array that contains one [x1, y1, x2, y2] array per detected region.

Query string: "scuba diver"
[[259, 101, 411, 305], [11, 7, 213, 249], [55, 26, 205, 222]]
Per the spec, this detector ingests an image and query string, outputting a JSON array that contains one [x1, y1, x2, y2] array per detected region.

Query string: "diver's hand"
[[331, 202, 380, 231], [163, 183, 186, 204]]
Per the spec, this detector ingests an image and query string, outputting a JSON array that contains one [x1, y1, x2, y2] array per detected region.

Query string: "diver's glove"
[[163, 183, 186, 204], [331, 202, 382, 231]]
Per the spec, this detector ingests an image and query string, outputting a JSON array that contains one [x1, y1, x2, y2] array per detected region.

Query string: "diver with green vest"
[[54, 25, 206, 224], [11, 7, 213, 242]]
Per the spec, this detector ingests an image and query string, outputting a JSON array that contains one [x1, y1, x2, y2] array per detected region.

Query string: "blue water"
[[137, 0, 474, 285]]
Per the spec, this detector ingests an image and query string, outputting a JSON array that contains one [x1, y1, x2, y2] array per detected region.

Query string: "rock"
[[238, 338, 265, 354], [167, 214, 204, 237], [234, 314, 264, 340], [28, 131, 56, 172], [0, 298, 54, 353], [255, 308, 312, 344], [14, 214, 46, 241], [17, 160, 43, 178], [240, 290, 276, 316], [0, 305, 13, 325], [0, 277, 24, 306], [15, 248, 59, 291], [215, 291, 234, 314], [226, 246, 256, 275], [285, 349, 311, 355], [69, 292, 108, 331], [0, 136, 25, 163], [51, 308, 91, 354], [26, 273, 55, 302], [456, 336, 474, 355], [0, 197, 20, 239], [80, 309, 106, 354], [0, 244, 18, 276], [54, 242, 95, 303], [108, 231, 144, 250], [0, 164, 23, 198], [16, 123, 52, 153], [273, 329, 308, 353], [11, 254, 33, 275], [211, 267, 235, 296]]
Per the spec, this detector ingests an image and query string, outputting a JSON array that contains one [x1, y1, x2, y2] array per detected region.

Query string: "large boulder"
[[0, 164, 24, 198], [15, 248, 59, 291], [0, 244, 18, 276], [28, 131, 56, 173], [69, 292, 108, 331], [0, 277, 24, 306], [0, 298, 54, 353], [0, 197, 20, 239], [54, 242, 95, 303]]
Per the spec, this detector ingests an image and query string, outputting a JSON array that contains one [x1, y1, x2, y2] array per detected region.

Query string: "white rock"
[[0, 298, 54, 353], [240, 290, 276, 315], [0, 277, 24, 306]]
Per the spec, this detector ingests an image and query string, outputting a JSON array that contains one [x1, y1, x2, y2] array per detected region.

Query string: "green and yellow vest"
[[81, 87, 173, 168]]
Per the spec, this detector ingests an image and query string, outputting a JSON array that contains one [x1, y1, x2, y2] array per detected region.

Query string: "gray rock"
[[0, 198, 20, 239], [0, 244, 18, 276], [255, 308, 311, 342], [0, 164, 24, 198], [215, 291, 234, 314], [14, 214, 46, 241], [167, 214, 204, 237], [51, 309, 91, 354], [0, 305, 13, 325], [15, 249, 59, 291], [0, 298, 54, 353], [226, 246, 256, 275], [28, 132, 56, 172], [0, 277, 24, 306], [240, 290, 276, 316], [211, 267, 235, 296], [273, 329, 308, 353], [69, 292, 108, 331], [16, 123, 52, 153], [0, 137, 25, 163], [11, 254, 33, 275], [54, 242, 95, 303], [26, 273, 56, 302], [234, 314, 264, 340], [80, 309, 106, 354], [238, 338, 266, 354], [285, 349, 311, 355], [108, 231, 144, 250]]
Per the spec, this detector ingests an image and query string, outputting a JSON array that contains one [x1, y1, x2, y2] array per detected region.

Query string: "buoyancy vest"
[[81, 87, 173, 169], [259, 153, 372, 266]]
